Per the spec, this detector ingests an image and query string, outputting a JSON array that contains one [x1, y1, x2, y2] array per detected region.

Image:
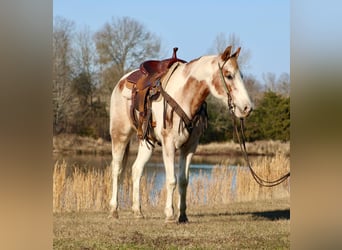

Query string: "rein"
[[233, 116, 290, 187], [218, 60, 290, 187]]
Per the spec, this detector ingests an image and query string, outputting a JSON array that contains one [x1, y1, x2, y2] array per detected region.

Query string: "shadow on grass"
[[252, 209, 290, 220], [192, 209, 290, 221]]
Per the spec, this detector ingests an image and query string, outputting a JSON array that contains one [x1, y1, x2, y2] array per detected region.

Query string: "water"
[[54, 153, 252, 204]]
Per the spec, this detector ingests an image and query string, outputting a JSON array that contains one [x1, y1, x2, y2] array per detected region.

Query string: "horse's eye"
[[226, 74, 233, 80]]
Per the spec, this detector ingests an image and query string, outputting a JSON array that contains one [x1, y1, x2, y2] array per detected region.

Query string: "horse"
[[108, 45, 253, 223]]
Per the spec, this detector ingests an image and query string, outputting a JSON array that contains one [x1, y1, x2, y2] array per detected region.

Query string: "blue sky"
[[53, 0, 289, 82]]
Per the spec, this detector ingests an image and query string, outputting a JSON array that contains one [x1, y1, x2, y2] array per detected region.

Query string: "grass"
[[53, 136, 290, 248], [53, 153, 289, 212], [53, 199, 290, 249]]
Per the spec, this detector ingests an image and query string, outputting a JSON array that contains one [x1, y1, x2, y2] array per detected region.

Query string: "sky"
[[53, 0, 289, 82]]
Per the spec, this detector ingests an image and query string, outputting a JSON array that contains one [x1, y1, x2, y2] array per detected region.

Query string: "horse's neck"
[[166, 56, 217, 117], [187, 55, 217, 81]]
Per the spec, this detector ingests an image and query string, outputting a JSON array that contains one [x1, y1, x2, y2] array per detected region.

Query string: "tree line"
[[53, 16, 290, 142]]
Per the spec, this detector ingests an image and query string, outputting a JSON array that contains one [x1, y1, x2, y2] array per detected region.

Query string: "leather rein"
[[218, 60, 291, 187]]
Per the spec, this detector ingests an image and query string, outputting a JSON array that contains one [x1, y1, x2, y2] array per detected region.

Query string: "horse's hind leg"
[[131, 142, 153, 218], [108, 105, 133, 219], [108, 132, 131, 219]]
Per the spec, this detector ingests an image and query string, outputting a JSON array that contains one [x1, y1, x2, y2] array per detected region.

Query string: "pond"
[[53, 152, 255, 204]]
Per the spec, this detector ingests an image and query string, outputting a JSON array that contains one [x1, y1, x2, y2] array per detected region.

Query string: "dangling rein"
[[233, 117, 290, 187], [218, 61, 290, 187]]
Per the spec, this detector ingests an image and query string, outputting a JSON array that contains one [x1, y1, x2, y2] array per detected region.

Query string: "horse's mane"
[[186, 56, 202, 65]]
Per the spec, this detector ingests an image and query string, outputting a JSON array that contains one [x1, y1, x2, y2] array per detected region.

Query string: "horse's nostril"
[[244, 106, 252, 114]]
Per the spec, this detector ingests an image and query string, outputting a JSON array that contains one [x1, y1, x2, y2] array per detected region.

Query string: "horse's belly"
[[152, 107, 190, 149]]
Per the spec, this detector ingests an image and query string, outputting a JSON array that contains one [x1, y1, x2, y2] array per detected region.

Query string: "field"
[[53, 136, 290, 248], [54, 199, 289, 249]]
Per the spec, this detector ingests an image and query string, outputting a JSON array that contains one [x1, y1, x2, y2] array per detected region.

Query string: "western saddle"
[[126, 48, 187, 144]]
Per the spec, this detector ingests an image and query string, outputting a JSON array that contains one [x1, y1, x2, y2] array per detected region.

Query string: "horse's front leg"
[[178, 151, 193, 223], [178, 139, 199, 223], [162, 136, 177, 222], [131, 142, 153, 218], [178, 121, 203, 223]]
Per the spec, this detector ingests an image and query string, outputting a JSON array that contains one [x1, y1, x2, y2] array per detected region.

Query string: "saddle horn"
[[172, 47, 179, 59]]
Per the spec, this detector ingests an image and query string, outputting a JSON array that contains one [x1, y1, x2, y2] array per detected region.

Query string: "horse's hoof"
[[165, 216, 176, 223], [178, 214, 189, 224], [133, 211, 144, 219], [108, 210, 119, 219]]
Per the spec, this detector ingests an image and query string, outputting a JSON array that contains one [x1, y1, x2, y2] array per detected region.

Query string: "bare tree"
[[53, 16, 75, 134], [263, 72, 277, 92], [72, 26, 96, 78], [243, 74, 263, 105], [277, 72, 290, 97], [94, 16, 162, 98], [71, 26, 98, 104], [263, 72, 290, 97], [208, 32, 251, 71], [207, 32, 259, 103]]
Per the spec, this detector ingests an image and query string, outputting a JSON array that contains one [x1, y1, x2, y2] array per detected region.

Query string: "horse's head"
[[213, 45, 253, 118]]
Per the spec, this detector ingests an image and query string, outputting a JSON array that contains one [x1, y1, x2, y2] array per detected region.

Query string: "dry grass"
[[196, 140, 290, 156], [53, 153, 290, 213], [54, 199, 290, 249], [53, 161, 112, 212], [53, 134, 111, 155], [53, 153, 290, 249], [187, 153, 289, 206]]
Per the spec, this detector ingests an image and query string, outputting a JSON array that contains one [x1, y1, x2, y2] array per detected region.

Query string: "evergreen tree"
[[244, 91, 290, 141]]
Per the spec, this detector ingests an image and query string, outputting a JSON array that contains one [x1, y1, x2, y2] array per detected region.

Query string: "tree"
[[94, 16, 162, 102], [276, 73, 290, 97], [200, 95, 234, 143], [72, 26, 97, 80], [70, 27, 111, 139], [242, 74, 263, 106], [53, 16, 75, 134], [70, 71, 109, 139], [244, 91, 290, 141], [208, 32, 251, 71], [263, 72, 290, 97]]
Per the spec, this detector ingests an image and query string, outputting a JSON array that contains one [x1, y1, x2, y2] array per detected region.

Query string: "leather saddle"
[[125, 48, 186, 143]]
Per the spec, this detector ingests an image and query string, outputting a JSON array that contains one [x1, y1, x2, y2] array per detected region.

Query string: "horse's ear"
[[221, 45, 232, 61], [231, 47, 241, 58]]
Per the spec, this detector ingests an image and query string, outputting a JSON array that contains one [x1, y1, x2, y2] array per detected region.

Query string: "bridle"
[[218, 60, 235, 115], [218, 60, 291, 187]]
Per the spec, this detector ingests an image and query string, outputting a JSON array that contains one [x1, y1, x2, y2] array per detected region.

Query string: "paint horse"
[[109, 45, 253, 223]]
